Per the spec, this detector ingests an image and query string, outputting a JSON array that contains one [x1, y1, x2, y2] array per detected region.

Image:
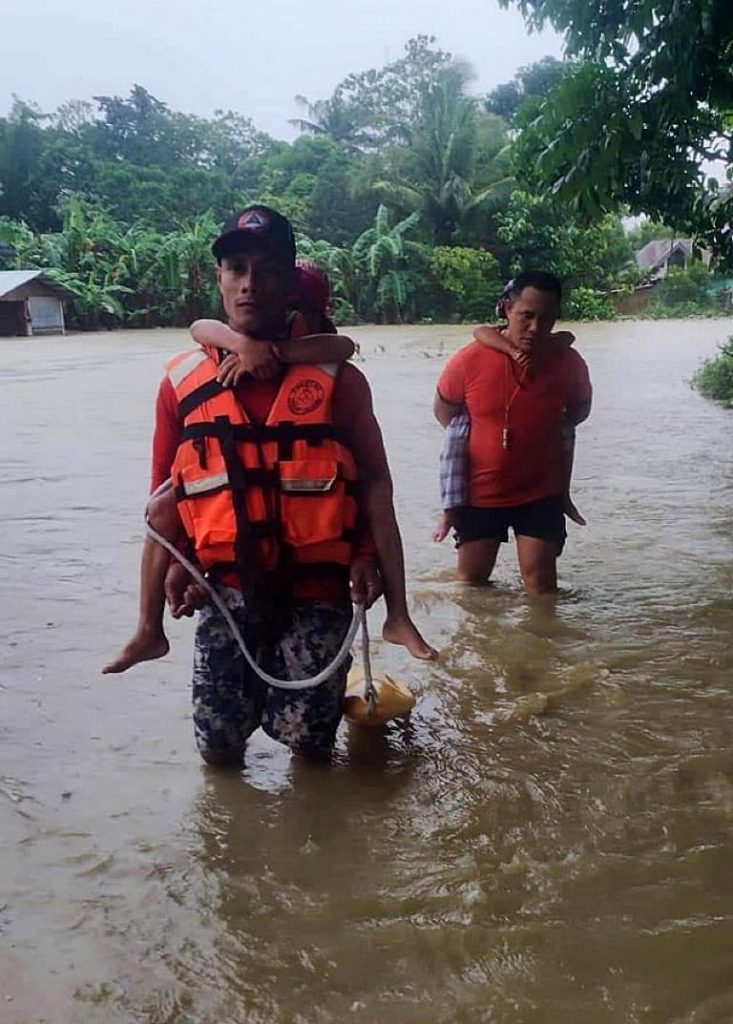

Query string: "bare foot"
[[102, 630, 170, 674], [564, 497, 587, 526], [382, 615, 438, 661]]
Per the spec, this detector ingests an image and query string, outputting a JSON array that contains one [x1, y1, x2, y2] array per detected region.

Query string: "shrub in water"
[[564, 286, 616, 321], [692, 337, 733, 406]]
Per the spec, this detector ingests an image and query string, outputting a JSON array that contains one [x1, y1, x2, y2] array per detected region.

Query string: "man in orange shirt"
[[434, 271, 592, 594]]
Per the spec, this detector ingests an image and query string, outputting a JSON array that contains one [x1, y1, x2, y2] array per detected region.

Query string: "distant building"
[[0, 270, 74, 337], [634, 239, 712, 282]]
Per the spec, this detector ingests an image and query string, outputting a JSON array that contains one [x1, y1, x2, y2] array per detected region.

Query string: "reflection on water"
[[1, 320, 733, 1022]]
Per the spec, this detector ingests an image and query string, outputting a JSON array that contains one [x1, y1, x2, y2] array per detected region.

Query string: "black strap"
[[180, 420, 344, 446], [178, 379, 227, 419]]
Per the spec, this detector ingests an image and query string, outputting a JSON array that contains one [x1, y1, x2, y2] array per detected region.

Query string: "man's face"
[[505, 286, 560, 353], [216, 243, 292, 336]]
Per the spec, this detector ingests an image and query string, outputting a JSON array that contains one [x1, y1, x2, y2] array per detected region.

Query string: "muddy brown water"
[[1, 320, 733, 1023]]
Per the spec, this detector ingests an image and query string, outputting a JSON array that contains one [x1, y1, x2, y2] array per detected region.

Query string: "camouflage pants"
[[192, 586, 352, 759]]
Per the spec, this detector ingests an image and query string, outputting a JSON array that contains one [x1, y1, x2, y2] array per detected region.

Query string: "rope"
[[146, 480, 376, 698]]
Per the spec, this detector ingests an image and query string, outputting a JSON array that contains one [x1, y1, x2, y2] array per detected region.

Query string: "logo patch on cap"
[[238, 210, 269, 231]]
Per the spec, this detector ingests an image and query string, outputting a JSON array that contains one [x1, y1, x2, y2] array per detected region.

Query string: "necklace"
[[502, 356, 524, 449]]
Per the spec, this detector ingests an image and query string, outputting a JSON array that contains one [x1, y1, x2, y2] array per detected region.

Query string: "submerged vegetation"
[[692, 337, 733, 406], [1, 19, 731, 330]]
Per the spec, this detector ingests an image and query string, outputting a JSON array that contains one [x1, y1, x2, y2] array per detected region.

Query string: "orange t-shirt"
[[437, 341, 592, 507]]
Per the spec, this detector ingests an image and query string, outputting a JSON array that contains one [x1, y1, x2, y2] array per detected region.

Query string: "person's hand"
[[349, 558, 383, 608], [217, 353, 248, 388], [564, 495, 587, 526], [511, 347, 533, 371], [217, 337, 279, 386], [164, 561, 208, 618], [432, 510, 454, 542]]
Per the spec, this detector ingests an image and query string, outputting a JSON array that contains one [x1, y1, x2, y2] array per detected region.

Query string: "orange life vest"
[[167, 347, 358, 583]]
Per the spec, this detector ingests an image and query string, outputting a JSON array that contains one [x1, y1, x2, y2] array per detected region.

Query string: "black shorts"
[[453, 495, 566, 552]]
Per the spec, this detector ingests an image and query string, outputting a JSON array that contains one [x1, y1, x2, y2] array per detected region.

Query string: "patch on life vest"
[[288, 379, 325, 416], [238, 209, 269, 231]]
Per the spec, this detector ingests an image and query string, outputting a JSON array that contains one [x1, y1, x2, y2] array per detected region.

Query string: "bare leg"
[[364, 479, 438, 660], [516, 535, 558, 596], [456, 537, 501, 585], [102, 488, 181, 673], [562, 421, 586, 526]]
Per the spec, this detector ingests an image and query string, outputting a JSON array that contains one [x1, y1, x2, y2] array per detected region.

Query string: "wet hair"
[[506, 270, 563, 306]]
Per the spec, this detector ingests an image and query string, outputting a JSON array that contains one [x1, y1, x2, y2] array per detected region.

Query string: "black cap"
[[211, 204, 296, 265]]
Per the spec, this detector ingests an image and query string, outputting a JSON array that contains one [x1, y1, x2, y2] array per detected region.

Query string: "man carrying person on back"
[[433, 270, 592, 594], [155, 205, 431, 762]]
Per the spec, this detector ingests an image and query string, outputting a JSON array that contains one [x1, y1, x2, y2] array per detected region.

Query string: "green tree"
[[308, 149, 376, 246], [497, 189, 634, 289], [429, 246, 503, 320], [289, 95, 375, 151], [626, 219, 676, 250], [352, 204, 425, 322], [48, 267, 132, 329], [152, 213, 221, 324], [501, 0, 733, 266], [655, 262, 715, 313], [376, 76, 511, 245], [296, 235, 357, 322], [0, 98, 55, 229], [485, 56, 573, 124]]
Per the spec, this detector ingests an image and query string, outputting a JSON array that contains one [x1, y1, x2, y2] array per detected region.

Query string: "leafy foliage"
[[497, 190, 634, 289], [652, 263, 720, 317], [2, 31, 722, 330], [501, 0, 733, 267], [564, 286, 616, 321], [376, 75, 512, 245], [429, 246, 503, 320], [485, 57, 573, 124], [692, 337, 733, 405], [352, 205, 426, 322]]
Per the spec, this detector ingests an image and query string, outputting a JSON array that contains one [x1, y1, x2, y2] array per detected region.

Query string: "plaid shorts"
[[192, 586, 352, 760]]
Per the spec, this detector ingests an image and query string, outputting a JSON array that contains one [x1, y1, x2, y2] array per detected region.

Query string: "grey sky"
[[2, 0, 563, 137]]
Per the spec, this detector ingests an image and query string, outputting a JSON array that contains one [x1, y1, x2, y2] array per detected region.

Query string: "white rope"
[[146, 481, 375, 696]]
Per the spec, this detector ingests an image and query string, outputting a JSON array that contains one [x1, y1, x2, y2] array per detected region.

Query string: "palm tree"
[[289, 94, 375, 152], [352, 205, 425, 323], [376, 77, 511, 246]]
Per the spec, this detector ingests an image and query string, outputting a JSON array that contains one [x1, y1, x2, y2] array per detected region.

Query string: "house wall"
[[0, 300, 30, 336], [0, 283, 66, 335], [28, 295, 64, 334]]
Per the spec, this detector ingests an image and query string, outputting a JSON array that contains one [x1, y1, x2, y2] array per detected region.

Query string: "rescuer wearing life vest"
[[151, 205, 429, 762]]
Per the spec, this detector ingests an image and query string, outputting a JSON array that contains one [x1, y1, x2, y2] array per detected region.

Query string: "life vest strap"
[[179, 379, 227, 419], [180, 420, 344, 446]]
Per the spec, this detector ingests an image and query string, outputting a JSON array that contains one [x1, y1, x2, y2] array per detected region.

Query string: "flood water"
[[2, 319, 733, 1023]]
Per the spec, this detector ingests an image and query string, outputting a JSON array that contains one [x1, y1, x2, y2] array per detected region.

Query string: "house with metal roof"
[[0, 270, 74, 337], [634, 239, 712, 282]]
